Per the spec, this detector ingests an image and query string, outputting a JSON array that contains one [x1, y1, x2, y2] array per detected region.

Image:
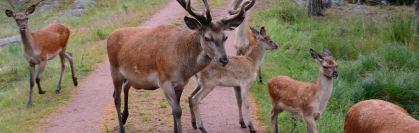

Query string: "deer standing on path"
[[231, 0, 265, 83], [106, 0, 254, 132], [5, 3, 77, 107], [268, 48, 338, 133], [189, 26, 277, 133], [344, 99, 419, 133]]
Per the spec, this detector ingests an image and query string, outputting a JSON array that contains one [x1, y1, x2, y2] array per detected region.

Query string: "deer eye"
[[223, 36, 228, 41], [204, 37, 211, 41]]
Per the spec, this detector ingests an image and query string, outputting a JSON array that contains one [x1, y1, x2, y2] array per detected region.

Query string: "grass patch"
[[0, 0, 167, 132], [250, 0, 418, 132]]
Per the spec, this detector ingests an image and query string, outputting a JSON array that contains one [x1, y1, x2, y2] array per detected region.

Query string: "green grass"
[[0, 0, 166, 132], [250, 0, 419, 132]]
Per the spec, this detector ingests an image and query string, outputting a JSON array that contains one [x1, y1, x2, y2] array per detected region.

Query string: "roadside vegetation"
[[250, 0, 418, 132], [0, 0, 166, 132]]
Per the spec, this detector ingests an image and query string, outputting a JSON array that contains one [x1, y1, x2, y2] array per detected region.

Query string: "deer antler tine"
[[221, 0, 253, 24], [202, 0, 212, 22], [177, 0, 211, 24]]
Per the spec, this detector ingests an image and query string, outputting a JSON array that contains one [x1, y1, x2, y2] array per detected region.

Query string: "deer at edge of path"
[[189, 26, 277, 133], [268, 48, 338, 133], [344, 99, 419, 133], [106, 0, 255, 132], [5, 3, 78, 107]]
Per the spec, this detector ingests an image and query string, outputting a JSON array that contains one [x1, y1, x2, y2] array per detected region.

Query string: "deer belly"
[[121, 69, 159, 90]]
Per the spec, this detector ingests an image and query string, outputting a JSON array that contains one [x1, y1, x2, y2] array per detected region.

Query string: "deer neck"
[[19, 28, 39, 56], [178, 32, 211, 78], [315, 71, 334, 113], [245, 42, 266, 70]]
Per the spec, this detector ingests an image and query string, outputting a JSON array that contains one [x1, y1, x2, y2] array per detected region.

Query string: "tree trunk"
[[308, 0, 325, 16], [415, 0, 419, 34], [416, 0, 419, 33]]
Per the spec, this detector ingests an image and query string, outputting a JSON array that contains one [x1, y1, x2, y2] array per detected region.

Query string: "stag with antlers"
[[4, 0, 77, 107], [106, 0, 255, 132]]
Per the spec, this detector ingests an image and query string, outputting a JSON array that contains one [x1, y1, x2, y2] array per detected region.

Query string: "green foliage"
[[251, 0, 419, 132]]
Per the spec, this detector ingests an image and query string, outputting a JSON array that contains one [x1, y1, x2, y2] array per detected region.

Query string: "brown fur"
[[32, 24, 70, 61], [268, 48, 338, 133], [107, 1, 255, 132], [189, 26, 278, 132], [5, 5, 77, 107], [344, 99, 419, 133]]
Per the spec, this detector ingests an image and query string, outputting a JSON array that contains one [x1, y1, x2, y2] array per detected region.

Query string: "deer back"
[[344, 99, 419, 133]]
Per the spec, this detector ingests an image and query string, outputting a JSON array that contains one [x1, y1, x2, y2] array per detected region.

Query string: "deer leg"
[[258, 69, 263, 83], [161, 82, 182, 133], [64, 52, 77, 86], [27, 63, 36, 107], [190, 83, 216, 133], [234, 86, 246, 128], [303, 115, 318, 133], [121, 80, 131, 125], [35, 61, 47, 94], [189, 84, 201, 129], [56, 53, 66, 94], [112, 77, 125, 133], [271, 104, 282, 133], [241, 85, 256, 133]]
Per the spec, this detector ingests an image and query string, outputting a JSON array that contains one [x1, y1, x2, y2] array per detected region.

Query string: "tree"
[[416, 0, 419, 33], [307, 0, 330, 16]]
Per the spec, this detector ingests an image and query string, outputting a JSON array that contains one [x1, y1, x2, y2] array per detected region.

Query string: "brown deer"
[[189, 26, 277, 133], [231, 0, 265, 83], [268, 48, 338, 133], [344, 99, 419, 133], [5, 3, 77, 107], [106, 0, 255, 132]]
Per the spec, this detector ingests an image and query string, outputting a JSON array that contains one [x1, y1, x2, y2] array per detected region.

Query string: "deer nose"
[[219, 56, 229, 66]]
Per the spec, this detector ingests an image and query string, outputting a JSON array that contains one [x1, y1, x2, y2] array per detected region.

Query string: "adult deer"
[[189, 26, 276, 133], [344, 99, 419, 133], [268, 48, 338, 133], [5, 3, 77, 107], [106, 0, 254, 132]]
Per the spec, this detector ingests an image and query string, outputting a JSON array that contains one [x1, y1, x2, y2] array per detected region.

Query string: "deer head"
[[5, 4, 36, 31], [177, 0, 255, 66], [310, 48, 338, 79], [250, 27, 278, 50]]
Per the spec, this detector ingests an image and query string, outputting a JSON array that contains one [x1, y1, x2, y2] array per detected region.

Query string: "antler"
[[222, 0, 255, 24], [177, 0, 212, 24], [228, 0, 255, 15], [6, 0, 44, 10]]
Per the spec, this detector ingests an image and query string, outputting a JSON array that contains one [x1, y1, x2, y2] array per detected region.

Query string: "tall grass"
[[250, 0, 418, 132]]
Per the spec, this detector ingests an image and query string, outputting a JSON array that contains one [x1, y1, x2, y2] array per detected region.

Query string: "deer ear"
[[323, 48, 332, 57], [310, 48, 323, 61], [5, 10, 15, 17], [26, 5, 36, 15], [260, 27, 266, 36], [184, 16, 201, 30]]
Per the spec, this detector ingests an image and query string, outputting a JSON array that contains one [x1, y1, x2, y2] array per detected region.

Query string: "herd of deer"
[[3, 0, 419, 133]]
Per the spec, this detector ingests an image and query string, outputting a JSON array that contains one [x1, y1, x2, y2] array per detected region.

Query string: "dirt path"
[[45, 0, 265, 132]]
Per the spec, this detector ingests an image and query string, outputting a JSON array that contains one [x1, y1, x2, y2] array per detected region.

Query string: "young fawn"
[[344, 99, 419, 133], [189, 27, 278, 133], [5, 4, 77, 107], [268, 48, 338, 133]]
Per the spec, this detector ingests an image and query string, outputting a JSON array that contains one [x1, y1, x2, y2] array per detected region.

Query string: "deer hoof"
[[55, 90, 61, 94], [39, 90, 46, 94], [192, 121, 197, 129], [240, 121, 246, 128], [249, 125, 256, 133], [73, 77, 78, 86], [199, 127, 207, 133]]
